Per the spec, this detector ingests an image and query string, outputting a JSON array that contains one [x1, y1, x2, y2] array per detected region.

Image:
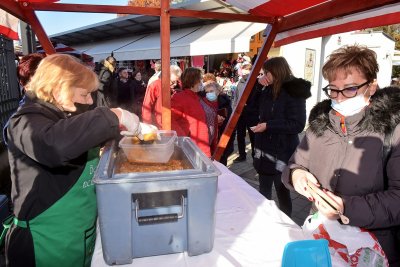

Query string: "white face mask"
[[331, 87, 370, 116]]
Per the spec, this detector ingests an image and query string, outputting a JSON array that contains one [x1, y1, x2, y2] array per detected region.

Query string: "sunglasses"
[[322, 81, 369, 99]]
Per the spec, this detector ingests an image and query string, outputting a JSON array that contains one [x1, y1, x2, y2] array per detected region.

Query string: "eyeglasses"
[[322, 81, 370, 99]]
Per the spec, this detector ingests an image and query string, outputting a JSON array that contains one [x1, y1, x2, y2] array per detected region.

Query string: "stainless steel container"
[[93, 137, 220, 265]]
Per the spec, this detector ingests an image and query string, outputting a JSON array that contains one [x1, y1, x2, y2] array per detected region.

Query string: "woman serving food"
[[3, 54, 154, 267]]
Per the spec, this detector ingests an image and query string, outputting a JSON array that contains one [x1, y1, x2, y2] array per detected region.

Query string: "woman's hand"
[[252, 122, 267, 133], [291, 169, 319, 201], [111, 108, 140, 136], [217, 115, 225, 125], [258, 74, 269, 86], [312, 190, 344, 220]]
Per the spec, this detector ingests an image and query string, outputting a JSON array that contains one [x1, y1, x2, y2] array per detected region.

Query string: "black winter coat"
[[253, 78, 311, 175], [5, 92, 120, 219]]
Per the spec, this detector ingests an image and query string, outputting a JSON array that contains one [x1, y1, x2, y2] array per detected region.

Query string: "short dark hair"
[[181, 67, 202, 89], [17, 53, 45, 87], [118, 67, 127, 74]]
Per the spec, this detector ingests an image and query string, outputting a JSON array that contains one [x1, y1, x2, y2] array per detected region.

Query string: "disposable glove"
[[137, 122, 159, 140], [117, 108, 141, 137]]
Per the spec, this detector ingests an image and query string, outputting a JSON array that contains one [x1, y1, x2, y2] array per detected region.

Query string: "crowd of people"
[[2, 44, 400, 266]]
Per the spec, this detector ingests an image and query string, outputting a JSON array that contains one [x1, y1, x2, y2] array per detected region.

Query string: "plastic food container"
[[119, 130, 177, 163]]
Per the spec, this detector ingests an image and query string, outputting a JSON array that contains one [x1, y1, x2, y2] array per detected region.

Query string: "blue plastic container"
[[282, 239, 332, 267]]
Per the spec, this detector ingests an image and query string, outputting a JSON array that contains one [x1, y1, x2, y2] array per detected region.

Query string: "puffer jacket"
[[253, 77, 311, 175], [282, 86, 400, 266]]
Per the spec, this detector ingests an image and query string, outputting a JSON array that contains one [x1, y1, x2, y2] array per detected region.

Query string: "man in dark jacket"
[[115, 67, 135, 111]]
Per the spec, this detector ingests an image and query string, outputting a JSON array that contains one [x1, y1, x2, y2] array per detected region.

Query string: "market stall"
[[91, 161, 305, 267]]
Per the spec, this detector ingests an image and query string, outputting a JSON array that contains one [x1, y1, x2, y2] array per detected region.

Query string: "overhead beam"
[[280, 0, 399, 32], [20, 6, 55, 54], [24, 2, 272, 24], [214, 18, 283, 161], [26, 2, 161, 16], [170, 9, 273, 23]]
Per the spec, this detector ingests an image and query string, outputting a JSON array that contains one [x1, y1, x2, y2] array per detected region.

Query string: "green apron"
[[1, 148, 99, 267]]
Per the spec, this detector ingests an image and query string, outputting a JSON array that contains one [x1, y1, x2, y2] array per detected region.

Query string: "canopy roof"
[[73, 21, 266, 61]]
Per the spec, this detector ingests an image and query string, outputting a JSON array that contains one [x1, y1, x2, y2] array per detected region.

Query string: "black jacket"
[[241, 83, 262, 126], [5, 92, 120, 219], [218, 93, 232, 135], [253, 78, 311, 175]]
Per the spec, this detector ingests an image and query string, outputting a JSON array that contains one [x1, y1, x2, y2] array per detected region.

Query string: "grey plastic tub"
[[93, 137, 220, 265]]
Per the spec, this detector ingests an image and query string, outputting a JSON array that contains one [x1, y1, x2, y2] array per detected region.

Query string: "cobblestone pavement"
[[225, 135, 311, 226]]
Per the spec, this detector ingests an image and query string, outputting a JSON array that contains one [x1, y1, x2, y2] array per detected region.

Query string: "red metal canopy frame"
[[1, 0, 399, 161]]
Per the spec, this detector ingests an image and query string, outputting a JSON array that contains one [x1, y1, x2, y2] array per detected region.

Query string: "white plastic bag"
[[302, 212, 389, 267]]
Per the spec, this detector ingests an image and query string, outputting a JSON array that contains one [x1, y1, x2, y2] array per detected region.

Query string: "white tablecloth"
[[91, 161, 305, 267]]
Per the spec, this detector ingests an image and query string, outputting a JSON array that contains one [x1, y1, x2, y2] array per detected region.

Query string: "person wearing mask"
[[202, 73, 234, 164], [253, 57, 311, 216], [231, 62, 261, 163], [2, 54, 154, 267], [198, 81, 220, 155], [131, 70, 147, 119], [282, 45, 400, 265], [115, 67, 135, 111], [142, 65, 182, 129], [171, 67, 211, 157], [97, 56, 117, 107]]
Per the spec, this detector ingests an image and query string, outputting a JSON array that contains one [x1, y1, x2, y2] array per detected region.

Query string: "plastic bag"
[[302, 212, 389, 267]]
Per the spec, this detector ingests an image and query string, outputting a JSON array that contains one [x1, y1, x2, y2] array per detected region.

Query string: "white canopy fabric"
[[74, 35, 147, 62], [113, 26, 201, 61], [170, 21, 267, 57], [75, 22, 267, 62]]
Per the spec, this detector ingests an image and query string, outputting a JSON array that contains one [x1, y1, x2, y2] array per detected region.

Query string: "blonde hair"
[[29, 54, 99, 109], [170, 64, 182, 77]]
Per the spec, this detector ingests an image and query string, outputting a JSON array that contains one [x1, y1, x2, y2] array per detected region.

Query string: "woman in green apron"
[[2, 54, 147, 266]]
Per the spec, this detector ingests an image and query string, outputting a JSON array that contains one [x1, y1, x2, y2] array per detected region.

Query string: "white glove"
[[138, 122, 159, 140], [118, 108, 141, 137]]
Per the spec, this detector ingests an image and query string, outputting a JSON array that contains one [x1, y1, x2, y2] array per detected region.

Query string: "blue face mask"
[[206, 92, 217, 102]]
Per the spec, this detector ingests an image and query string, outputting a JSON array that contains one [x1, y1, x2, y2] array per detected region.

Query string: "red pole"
[[213, 17, 283, 161], [20, 3, 56, 54], [160, 0, 171, 130]]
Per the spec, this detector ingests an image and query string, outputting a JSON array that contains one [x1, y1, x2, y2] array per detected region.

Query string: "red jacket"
[[142, 79, 162, 128], [171, 89, 211, 157]]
